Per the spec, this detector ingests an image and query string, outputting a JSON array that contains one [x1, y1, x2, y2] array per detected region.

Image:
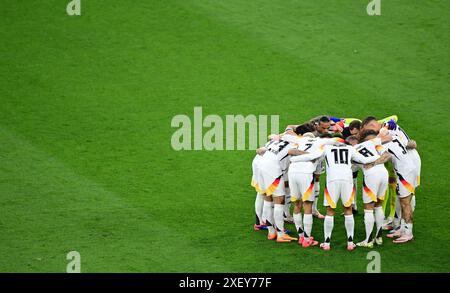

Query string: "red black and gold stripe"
[[265, 176, 282, 196], [363, 180, 377, 203], [302, 178, 315, 202], [397, 173, 415, 194], [344, 185, 356, 207], [324, 187, 336, 209]]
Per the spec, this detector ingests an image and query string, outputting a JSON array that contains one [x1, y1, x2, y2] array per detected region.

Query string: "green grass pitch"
[[1, 0, 449, 272]]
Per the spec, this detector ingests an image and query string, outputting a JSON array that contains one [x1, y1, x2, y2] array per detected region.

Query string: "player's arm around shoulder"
[[288, 148, 308, 156], [290, 145, 325, 163]]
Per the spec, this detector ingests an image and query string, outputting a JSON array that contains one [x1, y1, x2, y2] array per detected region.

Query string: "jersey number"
[[303, 143, 313, 151], [331, 149, 349, 164], [359, 147, 374, 157], [269, 140, 289, 154], [393, 139, 407, 154]]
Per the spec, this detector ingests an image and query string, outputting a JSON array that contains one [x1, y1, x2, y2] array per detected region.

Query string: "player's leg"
[[312, 161, 326, 219], [284, 180, 294, 223], [388, 176, 397, 218], [288, 172, 303, 241], [358, 205, 375, 248], [253, 192, 267, 230], [272, 179, 297, 243], [301, 201, 318, 247], [390, 172, 415, 242], [387, 170, 403, 236], [299, 175, 318, 247], [342, 180, 356, 251], [321, 182, 337, 250], [394, 194, 414, 243], [393, 170, 416, 243], [357, 177, 376, 248], [383, 163, 397, 230], [252, 167, 266, 230], [259, 171, 280, 239], [374, 173, 388, 245], [388, 190, 403, 237], [262, 195, 276, 240], [293, 200, 303, 240]]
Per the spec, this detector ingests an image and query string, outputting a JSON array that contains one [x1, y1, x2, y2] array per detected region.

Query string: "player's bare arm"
[[364, 152, 392, 170], [287, 149, 308, 156]]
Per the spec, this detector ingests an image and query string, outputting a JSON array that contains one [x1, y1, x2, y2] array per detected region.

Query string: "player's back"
[[384, 135, 415, 175], [354, 140, 386, 176], [323, 144, 354, 182], [290, 137, 337, 173], [259, 135, 297, 175], [289, 137, 320, 173]]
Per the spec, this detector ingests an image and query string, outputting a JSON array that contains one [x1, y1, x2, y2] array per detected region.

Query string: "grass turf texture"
[[1, 0, 449, 272]]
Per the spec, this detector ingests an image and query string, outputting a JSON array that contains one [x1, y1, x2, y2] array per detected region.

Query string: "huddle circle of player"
[[251, 115, 421, 250]]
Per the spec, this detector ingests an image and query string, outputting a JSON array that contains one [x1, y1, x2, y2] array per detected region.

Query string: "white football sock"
[[274, 203, 285, 237], [363, 209, 375, 242], [411, 195, 416, 212], [293, 212, 303, 237], [404, 222, 413, 236], [303, 213, 313, 239], [262, 200, 275, 234], [324, 215, 334, 244], [344, 214, 355, 244], [255, 193, 264, 225], [374, 206, 384, 238]]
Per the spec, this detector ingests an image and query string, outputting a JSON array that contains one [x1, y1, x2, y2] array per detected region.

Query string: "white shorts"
[[251, 155, 262, 189], [396, 170, 418, 198], [324, 180, 355, 208], [314, 160, 325, 175], [288, 172, 315, 202], [362, 169, 389, 204], [256, 169, 285, 197], [251, 169, 259, 190], [411, 150, 421, 186]]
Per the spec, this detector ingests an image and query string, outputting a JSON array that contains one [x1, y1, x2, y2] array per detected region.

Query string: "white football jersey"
[[383, 135, 416, 175], [354, 139, 387, 176], [381, 123, 421, 170], [259, 135, 297, 177], [295, 144, 380, 182], [289, 137, 340, 173], [381, 123, 410, 145]]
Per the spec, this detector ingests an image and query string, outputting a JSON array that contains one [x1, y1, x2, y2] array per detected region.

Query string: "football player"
[[255, 133, 299, 243], [347, 132, 392, 248], [292, 141, 380, 250], [287, 130, 342, 247], [381, 134, 419, 243], [362, 116, 420, 237]]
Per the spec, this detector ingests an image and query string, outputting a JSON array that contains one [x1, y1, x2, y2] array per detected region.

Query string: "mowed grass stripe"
[[0, 126, 234, 272]]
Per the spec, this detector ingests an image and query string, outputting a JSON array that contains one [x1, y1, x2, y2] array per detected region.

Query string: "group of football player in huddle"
[[251, 115, 421, 250]]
